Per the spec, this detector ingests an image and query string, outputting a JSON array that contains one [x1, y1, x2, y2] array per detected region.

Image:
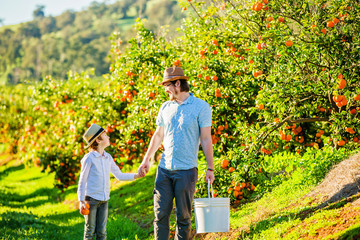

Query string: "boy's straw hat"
[[83, 124, 105, 148], [159, 67, 189, 85]]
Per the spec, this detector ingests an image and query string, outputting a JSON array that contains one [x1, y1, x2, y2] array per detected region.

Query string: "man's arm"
[[200, 126, 215, 184], [138, 126, 164, 174]]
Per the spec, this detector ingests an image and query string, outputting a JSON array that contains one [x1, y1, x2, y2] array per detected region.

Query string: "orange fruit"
[[228, 167, 235, 173], [81, 203, 90, 215], [215, 89, 221, 98], [258, 104, 264, 110], [338, 140, 345, 146], [333, 18, 339, 24], [285, 135, 292, 142], [338, 79, 346, 89], [212, 75, 218, 81], [321, 28, 327, 34], [285, 40, 293, 47], [221, 159, 229, 169], [354, 95, 360, 101], [327, 21, 335, 28], [341, 97, 348, 106], [278, 17, 285, 22], [353, 137, 359, 143], [350, 109, 357, 115]]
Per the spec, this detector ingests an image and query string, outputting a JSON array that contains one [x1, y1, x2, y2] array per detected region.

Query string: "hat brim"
[[85, 129, 106, 148], [159, 76, 189, 85]]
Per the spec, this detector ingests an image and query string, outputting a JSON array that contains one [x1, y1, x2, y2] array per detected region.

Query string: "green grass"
[[0, 159, 155, 240], [2, 149, 360, 239]]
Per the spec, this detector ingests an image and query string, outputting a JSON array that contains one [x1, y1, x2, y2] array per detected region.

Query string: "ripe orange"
[[258, 104, 264, 110], [221, 159, 229, 169], [278, 17, 285, 22], [338, 79, 346, 89], [341, 97, 348, 106], [333, 18, 339, 24], [212, 75, 218, 81], [327, 21, 335, 28], [285, 134, 292, 142], [355, 95, 360, 101], [350, 109, 357, 115], [338, 140, 345, 146], [353, 137, 359, 143], [228, 167, 235, 173], [81, 203, 90, 215], [321, 28, 327, 34], [285, 40, 293, 47], [215, 89, 221, 98]]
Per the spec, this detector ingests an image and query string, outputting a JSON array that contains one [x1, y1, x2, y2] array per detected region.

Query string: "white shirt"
[[77, 150, 135, 201]]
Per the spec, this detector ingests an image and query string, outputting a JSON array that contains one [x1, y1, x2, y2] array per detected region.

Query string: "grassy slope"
[[0, 155, 154, 240], [1, 152, 360, 240]]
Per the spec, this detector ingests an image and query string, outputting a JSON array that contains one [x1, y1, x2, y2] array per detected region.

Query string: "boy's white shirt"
[[77, 150, 135, 201]]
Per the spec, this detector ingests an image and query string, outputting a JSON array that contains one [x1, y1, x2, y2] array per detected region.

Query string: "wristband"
[[207, 168, 214, 171]]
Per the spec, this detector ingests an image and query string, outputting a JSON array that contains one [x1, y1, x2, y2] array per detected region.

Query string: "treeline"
[[0, 0, 185, 84]]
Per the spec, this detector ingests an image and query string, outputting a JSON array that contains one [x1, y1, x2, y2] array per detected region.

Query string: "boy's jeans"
[[84, 196, 108, 240], [154, 166, 198, 240]]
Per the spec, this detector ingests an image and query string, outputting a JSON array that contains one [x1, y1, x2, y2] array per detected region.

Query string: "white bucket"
[[193, 181, 230, 233]]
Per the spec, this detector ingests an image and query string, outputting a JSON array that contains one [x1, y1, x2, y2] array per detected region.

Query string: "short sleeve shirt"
[[156, 93, 212, 170]]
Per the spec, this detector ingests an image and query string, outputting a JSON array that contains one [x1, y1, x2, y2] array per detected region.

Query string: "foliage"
[[0, 0, 186, 83], [1, 0, 360, 203]]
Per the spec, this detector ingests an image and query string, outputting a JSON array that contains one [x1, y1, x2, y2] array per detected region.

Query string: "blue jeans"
[[84, 196, 108, 240], [154, 167, 198, 240]]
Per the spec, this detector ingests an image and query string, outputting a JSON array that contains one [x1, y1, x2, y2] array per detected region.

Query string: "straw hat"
[[83, 124, 105, 148], [159, 67, 189, 85]]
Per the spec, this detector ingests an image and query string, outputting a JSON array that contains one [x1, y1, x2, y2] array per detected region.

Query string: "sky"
[[0, 0, 116, 26]]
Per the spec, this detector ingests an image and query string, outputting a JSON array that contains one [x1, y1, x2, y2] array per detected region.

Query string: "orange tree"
[[107, 0, 360, 203], [9, 71, 130, 191], [2, 0, 360, 202]]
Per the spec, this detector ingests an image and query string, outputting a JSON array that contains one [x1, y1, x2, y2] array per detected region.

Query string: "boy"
[[77, 123, 144, 240]]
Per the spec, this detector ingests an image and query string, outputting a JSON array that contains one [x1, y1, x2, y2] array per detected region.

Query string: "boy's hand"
[[135, 168, 146, 179]]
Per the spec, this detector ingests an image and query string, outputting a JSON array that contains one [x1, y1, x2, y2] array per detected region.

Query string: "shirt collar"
[[171, 92, 194, 105], [91, 150, 107, 158]]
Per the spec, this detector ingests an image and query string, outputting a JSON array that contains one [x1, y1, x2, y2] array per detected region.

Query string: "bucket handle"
[[207, 179, 214, 198]]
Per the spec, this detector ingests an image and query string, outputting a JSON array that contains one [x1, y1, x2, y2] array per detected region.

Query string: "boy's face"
[[97, 132, 110, 148]]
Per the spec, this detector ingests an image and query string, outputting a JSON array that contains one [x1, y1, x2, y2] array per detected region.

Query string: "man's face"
[[164, 81, 178, 101]]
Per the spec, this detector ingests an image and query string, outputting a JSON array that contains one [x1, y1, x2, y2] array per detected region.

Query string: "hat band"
[[88, 127, 105, 144], [164, 75, 186, 80]]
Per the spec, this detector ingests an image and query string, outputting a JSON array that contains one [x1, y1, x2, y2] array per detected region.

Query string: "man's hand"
[[205, 170, 215, 184], [138, 159, 150, 176]]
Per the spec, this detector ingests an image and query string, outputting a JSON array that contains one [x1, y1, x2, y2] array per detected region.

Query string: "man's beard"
[[169, 89, 178, 101]]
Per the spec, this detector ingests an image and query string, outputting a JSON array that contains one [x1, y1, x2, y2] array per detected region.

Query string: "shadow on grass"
[[0, 164, 24, 180], [0, 211, 83, 240], [0, 185, 80, 209], [337, 226, 360, 240], [109, 169, 156, 232], [240, 184, 360, 239]]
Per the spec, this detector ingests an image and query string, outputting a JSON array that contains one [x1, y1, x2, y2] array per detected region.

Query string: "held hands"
[[137, 159, 150, 178]]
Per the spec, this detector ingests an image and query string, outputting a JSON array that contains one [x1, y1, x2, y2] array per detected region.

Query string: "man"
[[138, 67, 215, 240]]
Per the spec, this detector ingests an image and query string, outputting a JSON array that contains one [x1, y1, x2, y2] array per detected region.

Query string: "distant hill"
[[0, 0, 186, 84]]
